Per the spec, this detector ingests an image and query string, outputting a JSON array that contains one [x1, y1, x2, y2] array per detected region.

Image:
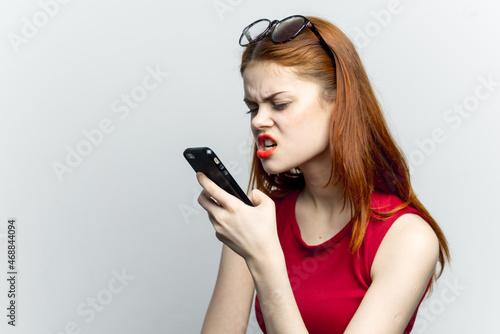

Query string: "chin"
[[260, 160, 296, 175]]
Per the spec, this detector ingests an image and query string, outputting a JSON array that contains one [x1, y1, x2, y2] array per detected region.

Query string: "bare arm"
[[197, 172, 309, 333], [245, 248, 309, 334], [201, 244, 255, 334], [344, 213, 440, 334]]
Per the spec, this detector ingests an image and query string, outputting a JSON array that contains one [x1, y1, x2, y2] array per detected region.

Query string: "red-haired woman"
[[197, 15, 449, 334]]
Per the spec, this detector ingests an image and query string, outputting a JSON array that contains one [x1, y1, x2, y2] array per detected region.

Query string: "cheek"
[[293, 112, 328, 136], [295, 113, 331, 148]]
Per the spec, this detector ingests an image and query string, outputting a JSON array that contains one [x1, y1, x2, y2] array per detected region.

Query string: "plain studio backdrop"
[[1, 0, 499, 333]]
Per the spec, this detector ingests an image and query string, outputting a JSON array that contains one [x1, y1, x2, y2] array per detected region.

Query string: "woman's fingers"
[[196, 172, 238, 209], [198, 188, 223, 215], [198, 189, 233, 241]]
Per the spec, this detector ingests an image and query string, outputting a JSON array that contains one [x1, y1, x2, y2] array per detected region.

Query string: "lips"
[[257, 134, 277, 159]]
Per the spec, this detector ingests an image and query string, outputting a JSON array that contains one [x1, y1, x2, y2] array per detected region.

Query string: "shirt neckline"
[[289, 189, 353, 251]]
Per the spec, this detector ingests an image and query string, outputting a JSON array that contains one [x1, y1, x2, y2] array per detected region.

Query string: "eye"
[[245, 107, 258, 115], [245, 102, 259, 114], [273, 103, 289, 111]]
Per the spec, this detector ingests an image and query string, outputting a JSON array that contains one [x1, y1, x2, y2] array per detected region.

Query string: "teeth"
[[264, 139, 276, 147], [259, 136, 277, 151]]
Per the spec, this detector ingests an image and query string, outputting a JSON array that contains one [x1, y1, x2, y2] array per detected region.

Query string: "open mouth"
[[257, 134, 277, 159]]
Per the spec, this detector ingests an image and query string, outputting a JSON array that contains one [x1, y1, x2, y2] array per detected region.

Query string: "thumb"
[[248, 189, 271, 207]]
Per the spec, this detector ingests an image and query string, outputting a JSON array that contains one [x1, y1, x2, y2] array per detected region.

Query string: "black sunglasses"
[[238, 15, 336, 65]]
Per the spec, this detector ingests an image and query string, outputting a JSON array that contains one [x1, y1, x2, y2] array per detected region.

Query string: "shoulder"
[[382, 213, 439, 256], [364, 192, 423, 253], [369, 190, 405, 212], [346, 212, 440, 333], [371, 212, 440, 281], [366, 191, 439, 280]]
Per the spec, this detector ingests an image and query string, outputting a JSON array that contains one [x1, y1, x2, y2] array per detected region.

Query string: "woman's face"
[[243, 62, 334, 175]]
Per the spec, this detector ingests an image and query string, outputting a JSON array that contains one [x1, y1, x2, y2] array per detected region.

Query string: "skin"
[[244, 61, 351, 244], [198, 62, 440, 333]]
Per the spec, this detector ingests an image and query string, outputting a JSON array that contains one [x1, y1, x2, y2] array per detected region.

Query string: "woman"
[[197, 15, 449, 334]]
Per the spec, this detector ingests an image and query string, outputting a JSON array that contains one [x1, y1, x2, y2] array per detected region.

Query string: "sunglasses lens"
[[272, 16, 306, 43], [239, 19, 271, 46]]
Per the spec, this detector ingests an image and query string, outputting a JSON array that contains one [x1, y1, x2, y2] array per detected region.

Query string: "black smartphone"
[[183, 147, 253, 206]]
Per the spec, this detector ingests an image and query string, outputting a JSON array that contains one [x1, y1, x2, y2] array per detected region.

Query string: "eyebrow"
[[243, 91, 287, 104]]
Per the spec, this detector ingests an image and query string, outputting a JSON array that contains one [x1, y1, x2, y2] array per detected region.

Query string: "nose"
[[251, 106, 274, 130]]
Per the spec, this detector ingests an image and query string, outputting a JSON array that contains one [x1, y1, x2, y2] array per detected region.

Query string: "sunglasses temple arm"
[[307, 23, 337, 64]]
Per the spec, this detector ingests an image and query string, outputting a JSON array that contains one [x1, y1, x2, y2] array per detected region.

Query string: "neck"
[[298, 152, 350, 217]]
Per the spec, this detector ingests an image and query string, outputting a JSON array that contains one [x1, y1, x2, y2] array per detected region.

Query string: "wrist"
[[245, 244, 286, 280]]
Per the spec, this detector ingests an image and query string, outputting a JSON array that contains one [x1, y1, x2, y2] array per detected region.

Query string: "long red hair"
[[241, 16, 449, 279]]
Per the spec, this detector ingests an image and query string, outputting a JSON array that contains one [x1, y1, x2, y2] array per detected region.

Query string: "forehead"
[[242, 62, 316, 100], [243, 62, 296, 87]]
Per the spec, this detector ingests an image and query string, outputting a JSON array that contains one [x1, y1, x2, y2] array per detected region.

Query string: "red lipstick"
[[257, 134, 277, 159]]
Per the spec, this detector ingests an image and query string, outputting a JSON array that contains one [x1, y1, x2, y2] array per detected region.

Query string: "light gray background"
[[1, 0, 499, 333]]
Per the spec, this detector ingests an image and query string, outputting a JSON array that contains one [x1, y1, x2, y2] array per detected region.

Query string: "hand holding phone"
[[185, 147, 284, 263], [183, 147, 253, 206]]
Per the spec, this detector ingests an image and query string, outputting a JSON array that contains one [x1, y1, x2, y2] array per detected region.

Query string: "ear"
[[320, 88, 336, 112]]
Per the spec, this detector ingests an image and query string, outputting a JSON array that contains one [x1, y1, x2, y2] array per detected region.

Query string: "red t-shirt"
[[255, 189, 430, 333]]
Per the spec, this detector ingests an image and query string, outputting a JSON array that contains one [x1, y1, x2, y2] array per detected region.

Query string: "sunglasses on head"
[[238, 15, 336, 65]]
